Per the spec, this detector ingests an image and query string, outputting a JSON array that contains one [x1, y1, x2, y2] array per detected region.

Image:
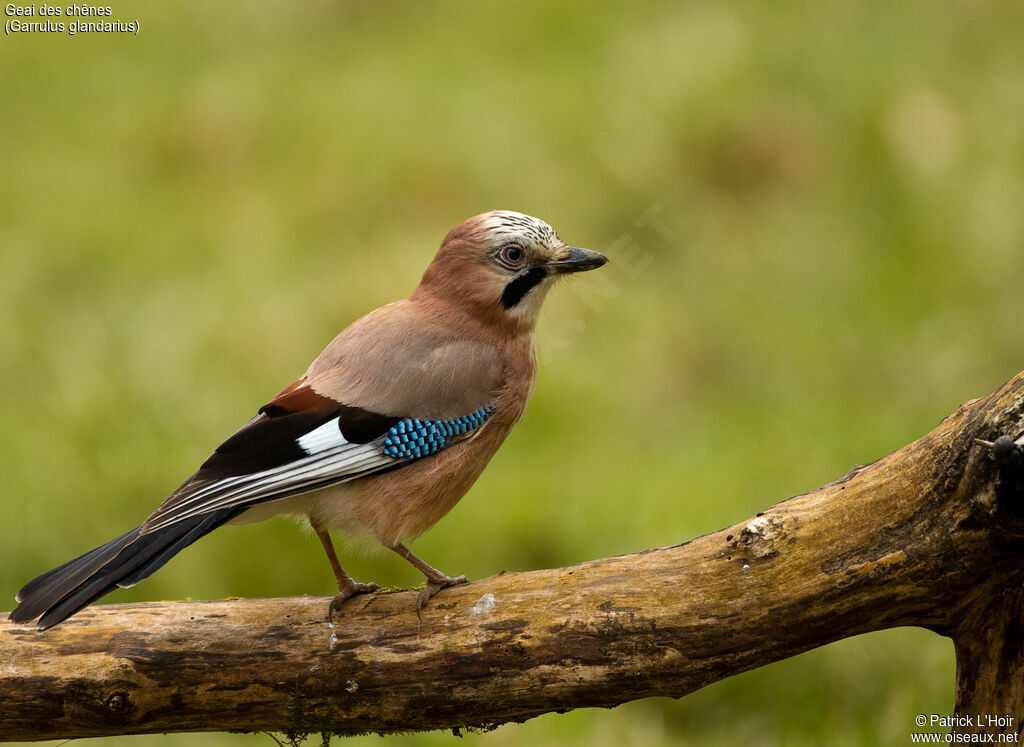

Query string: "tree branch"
[[3, 372, 1024, 742]]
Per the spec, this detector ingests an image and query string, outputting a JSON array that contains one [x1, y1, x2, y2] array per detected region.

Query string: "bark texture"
[[3, 372, 1024, 742]]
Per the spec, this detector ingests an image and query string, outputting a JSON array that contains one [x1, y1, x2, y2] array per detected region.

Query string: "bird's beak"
[[546, 246, 609, 274]]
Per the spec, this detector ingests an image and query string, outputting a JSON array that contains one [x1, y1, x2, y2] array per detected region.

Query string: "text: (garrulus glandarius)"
[[11, 210, 608, 630]]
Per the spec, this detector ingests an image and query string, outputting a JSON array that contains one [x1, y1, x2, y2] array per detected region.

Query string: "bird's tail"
[[9, 507, 239, 630]]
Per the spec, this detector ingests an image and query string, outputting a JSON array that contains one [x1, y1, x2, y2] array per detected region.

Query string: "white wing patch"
[[297, 417, 347, 454]]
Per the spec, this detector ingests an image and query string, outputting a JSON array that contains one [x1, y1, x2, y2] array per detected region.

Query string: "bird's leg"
[[316, 529, 378, 619], [391, 542, 468, 611]]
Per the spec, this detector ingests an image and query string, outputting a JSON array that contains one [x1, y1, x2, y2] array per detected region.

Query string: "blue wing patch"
[[382, 406, 495, 459]]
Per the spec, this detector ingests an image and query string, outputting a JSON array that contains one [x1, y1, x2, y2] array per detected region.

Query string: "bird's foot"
[[327, 581, 380, 622], [417, 573, 468, 612], [389, 542, 470, 613]]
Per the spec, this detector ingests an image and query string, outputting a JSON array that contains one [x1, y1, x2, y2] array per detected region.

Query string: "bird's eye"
[[500, 245, 525, 265]]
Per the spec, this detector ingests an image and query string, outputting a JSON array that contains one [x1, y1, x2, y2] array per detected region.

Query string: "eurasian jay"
[[11, 210, 608, 630]]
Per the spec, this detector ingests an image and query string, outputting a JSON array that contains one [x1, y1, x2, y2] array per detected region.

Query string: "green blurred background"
[[2, 1, 1023, 745]]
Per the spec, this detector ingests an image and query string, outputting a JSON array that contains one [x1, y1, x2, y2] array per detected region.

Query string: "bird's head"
[[415, 210, 608, 334]]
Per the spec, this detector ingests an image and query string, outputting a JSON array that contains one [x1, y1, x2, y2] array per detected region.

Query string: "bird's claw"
[[327, 581, 380, 622], [416, 574, 468, 612]]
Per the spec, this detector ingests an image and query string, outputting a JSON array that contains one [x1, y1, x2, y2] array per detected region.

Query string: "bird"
[[10, 210, 608, 630]]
